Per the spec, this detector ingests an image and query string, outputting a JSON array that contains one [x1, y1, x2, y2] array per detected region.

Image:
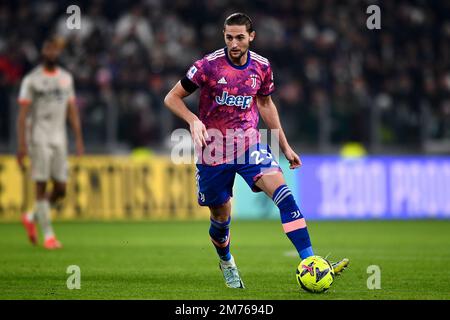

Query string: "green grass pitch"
[[0, 220, 449, 300]]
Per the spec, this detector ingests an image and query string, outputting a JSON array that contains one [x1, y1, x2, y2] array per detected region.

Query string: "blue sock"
[[209, 217, 231, 261], [273, 185, 314, 260]]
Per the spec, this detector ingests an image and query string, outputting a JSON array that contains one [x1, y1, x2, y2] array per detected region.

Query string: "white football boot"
[[219, 255, 245, 289]]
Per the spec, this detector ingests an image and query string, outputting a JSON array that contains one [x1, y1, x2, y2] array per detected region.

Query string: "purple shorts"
[[195, 143, 282, 207]]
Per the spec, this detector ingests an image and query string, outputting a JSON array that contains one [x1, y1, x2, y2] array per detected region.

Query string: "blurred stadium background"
[[2, 0, 450, 152], [0, 0, 449, 301], [0, 0, 449, 221]]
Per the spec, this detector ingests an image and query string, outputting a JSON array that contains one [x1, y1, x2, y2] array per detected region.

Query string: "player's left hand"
[[284, 148, 302, 169]]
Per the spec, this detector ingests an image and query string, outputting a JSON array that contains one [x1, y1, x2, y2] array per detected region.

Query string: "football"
[[296, 255, 335, 293]]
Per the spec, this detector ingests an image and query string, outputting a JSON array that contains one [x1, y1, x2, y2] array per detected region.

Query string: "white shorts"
[[29, 143, 68, 182]]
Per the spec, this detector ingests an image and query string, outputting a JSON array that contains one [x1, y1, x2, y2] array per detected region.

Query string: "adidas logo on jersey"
[[218, 77, 227, 84]]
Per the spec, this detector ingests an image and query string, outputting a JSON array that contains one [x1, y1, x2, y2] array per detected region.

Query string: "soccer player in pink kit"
[[165, 13, 348, 288]]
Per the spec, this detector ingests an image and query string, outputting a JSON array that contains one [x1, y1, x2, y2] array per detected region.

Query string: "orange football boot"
[[21, 213, 38, 245], [44, 236, 63, 250]]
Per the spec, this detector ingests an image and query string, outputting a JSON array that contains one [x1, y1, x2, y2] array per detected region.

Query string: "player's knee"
[[54, 186, 66, 200], [35, 182, 47, 200], [209, 200, 231, 222]]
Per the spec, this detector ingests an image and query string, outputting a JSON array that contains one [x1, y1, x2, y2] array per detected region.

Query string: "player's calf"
[[34, 199, 59, 246], [210, 216, 244, 288], [49, 183, 66, 205], [209, 216, 231, 261], [273, 184, 314, 259]]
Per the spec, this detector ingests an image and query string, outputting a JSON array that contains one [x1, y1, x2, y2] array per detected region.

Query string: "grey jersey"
[[18, 65, 75, 146]]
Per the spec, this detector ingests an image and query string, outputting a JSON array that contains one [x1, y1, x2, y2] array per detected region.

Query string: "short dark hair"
[[224, 13, 254, 33]]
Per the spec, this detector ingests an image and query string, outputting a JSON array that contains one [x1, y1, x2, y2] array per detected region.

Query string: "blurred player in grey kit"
[[17, 37, 84, 249]]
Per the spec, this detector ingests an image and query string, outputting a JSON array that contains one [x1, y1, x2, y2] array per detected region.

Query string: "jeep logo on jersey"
[[215, 91, 252, 110]]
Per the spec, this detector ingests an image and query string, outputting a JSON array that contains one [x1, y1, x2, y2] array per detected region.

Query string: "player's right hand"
[[16, 147, 27, 171], [189, 119, 209, 148], [284, 147, 302, 169]]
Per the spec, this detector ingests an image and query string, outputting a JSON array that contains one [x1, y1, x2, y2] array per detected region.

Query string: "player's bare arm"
[[256, 95, 301, 169], [67, 100, 84, 156], [16, 101, 31, 170], [164, 81, 209, 148]]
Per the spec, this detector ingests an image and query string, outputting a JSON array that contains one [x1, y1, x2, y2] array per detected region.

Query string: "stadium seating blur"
[[0, 0, 449, 154]]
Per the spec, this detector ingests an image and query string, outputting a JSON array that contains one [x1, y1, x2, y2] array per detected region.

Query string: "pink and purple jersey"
[[186, 47, 275, 165]]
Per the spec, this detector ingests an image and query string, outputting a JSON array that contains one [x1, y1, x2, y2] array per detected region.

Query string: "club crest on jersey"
[[250, 74, 258, 88], [215, 91, 252, 109]]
